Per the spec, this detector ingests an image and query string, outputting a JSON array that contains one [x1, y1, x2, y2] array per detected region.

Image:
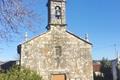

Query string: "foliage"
[[100, 58, 113, 80], [0, 65, 43, 80], [93, 58, 113, 80]]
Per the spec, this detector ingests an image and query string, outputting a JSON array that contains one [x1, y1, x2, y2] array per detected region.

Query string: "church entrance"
[[51, 74, 66, 80]]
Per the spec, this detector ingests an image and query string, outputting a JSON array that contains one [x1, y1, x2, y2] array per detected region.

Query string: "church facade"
[[18, 0, 93, 80]]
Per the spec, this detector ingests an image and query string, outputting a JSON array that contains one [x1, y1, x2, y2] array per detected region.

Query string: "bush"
[[0, 65, 43, 80]]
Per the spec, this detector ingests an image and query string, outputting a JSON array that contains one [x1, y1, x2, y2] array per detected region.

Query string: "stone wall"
[[19, 28, 93, 80]]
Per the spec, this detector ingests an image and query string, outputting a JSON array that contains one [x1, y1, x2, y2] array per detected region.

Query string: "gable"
[[21, 31, 50, 45], [18, 30, 92, 47], [66, 31, 92, 45], [17, 30, 92, 55], [17, 31, 50, 54]]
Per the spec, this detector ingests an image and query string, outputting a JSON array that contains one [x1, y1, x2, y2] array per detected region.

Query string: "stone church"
[[18, 0, 93, 80]]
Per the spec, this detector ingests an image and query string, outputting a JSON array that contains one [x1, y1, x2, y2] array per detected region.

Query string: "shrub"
[[0, 65, 42, 80]]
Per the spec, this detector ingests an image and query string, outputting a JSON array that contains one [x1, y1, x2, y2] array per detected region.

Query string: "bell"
[[55, 6, 61, 19]]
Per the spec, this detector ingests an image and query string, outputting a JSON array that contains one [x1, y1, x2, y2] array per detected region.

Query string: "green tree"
[[100, 58, 113, 80], [0, 65, 43, 80]]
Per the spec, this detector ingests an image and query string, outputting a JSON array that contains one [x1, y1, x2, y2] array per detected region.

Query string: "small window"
[[55, 6, 61, 19], [55, 46, 62, 57]]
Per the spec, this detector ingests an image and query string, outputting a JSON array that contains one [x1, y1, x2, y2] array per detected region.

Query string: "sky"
[[0, 0, 120, 61]]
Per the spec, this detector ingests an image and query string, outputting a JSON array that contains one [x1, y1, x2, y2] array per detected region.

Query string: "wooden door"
[[51, 74, 66, 80]]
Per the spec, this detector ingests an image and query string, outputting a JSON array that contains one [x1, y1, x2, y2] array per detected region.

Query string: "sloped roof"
[[0, 61, 4, 65], [19, 31, 48, 45], [93, 63, 102, 72], [17, 30, 92, 55], [66, 31, 92, 45], [19, 30, 92, 45]]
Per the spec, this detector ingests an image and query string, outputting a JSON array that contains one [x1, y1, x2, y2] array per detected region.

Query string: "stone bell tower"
[[47, 0, 66, 31]]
